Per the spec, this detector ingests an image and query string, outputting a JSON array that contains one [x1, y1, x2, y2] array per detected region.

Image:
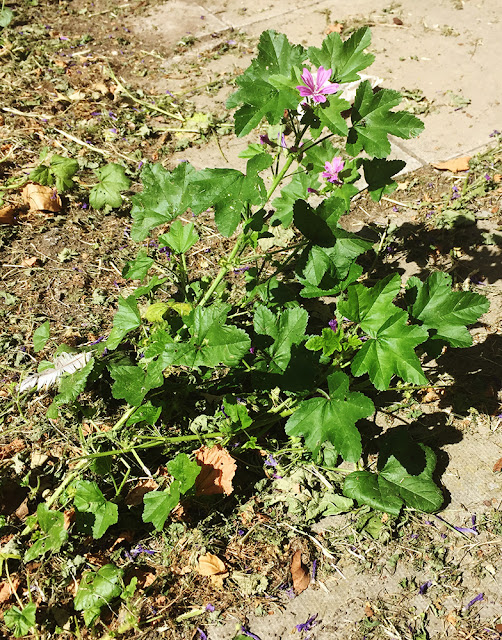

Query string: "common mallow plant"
[[24, 29, 489, 533]]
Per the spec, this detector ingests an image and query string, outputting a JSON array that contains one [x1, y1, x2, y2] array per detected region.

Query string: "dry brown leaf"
[[0, 438, 25, 461], [0, 577, 21, 604], [496, 623, 502, 633], [22, 183, 61, 212], [63, 509, 75, 530], [125, 479, 159, 506], [432, 156, 471, 173], [422, 387, 440, 403], [194, 445, 237, 496], [196, 553, 228, 588], [393, 17, 404, 25], [0, 205, 18, 225], [325, 23, 343, 34], [493, 174, 501, 183], [15, 499, 29, 521], [290, 550, 310, 595], [20, 256, 41, 268], [493, 457, 502, 473], [364, 602, 375, 618]]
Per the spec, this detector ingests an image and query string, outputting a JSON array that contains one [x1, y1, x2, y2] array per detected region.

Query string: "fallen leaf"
[[125, 479, 159, 506], [495, 623, 502, 633], [290, 550, 310, 595], [20, 256, 41, 268], [422, 387, 440, 403], [432, 156, 471, 173], [0, 577, 20, 604], [393, 17, 404, 25], [325, 23, 343, 34], [493, 174, 501, 183], [22, 183, 61, 212], [194, 445, 237, 496], [126, 567, 156, 589], [15, 498, 29, 521], [0, 438, 25, 461], [0, 205, 19, 225], [196, 553, 228, 588], [493, 457, 502, 473], [445, 611, 457, 626], [364, 602, 375, 618], [63, 509, 75, 530]]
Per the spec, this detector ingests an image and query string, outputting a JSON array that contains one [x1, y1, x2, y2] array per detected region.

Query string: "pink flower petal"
[[316, 66, 331, 88], [321, 82, 340, 95], [300, 68, 315, 91]]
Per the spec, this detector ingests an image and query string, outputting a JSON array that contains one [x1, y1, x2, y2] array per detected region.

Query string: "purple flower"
[[419, 580, 432, 594], [454, 515, 478, 536], [129, 545, 156, 559], [205, 603, 215, 612], [328, 318, 338, 332], [489, 129, 500, 137], [196, 629, 208, 640], [264, 454, 278, 468], [322, 157, 344, 183], [259, 134, 272, 145], [485, 173, 492, 181], [307, 187, 319, 195], [240, 627, 262, 640], [464, 593, 483, 609], [296, 614, 319, 633], [296, 67, 339, 104], [278, 133, 287, 148]]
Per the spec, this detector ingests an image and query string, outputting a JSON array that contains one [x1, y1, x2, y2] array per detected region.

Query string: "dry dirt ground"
[[1, 1, 502, 639]]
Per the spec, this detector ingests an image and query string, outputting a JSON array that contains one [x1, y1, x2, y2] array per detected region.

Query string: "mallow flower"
[[296, 66, 339, 104], [322, 157, 344, 183]]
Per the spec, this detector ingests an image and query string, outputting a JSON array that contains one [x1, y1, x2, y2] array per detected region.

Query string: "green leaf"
[[89, 163, 131, 209], [74, 564, 123, 626], [126, 402, 162, 426], [130, 162, 196, 241], [254, 304, 308, 372], [344, 433, 443, 514], [308, 27, 375, 83], [167, 452, 201, 493], [362, 158, 406, 202], [271, 173, 319, 227], [340, 277, 429, 389], [343, 471, 403, 515], [0, 8, 14, 28], [33, 320, 50, 352], [50, 155, 79, 192], [226, 30, 307, 137], [188, 168, 266, 237], [405, 272, 490, 347], [122, 249, 154, 280], [24, 504, 68, 562], [142, 484, 181, 531], [305, 327, 344, 357], [159, 219, 199, 254], [74, 481, 118, 539], [106, 295, 141, 350], [223, 395, 252, 430], [148, 304, 250, 368], [313, 94, 350, 138], [285, 371, 374, 459], [346, 82, 424, 158], [108, 358, 164, 406], [379, 443, 443, 512], [4, 603, 36, 637]]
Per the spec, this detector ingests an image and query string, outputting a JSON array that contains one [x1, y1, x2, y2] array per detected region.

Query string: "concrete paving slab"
[[131, 0, 502, 170]]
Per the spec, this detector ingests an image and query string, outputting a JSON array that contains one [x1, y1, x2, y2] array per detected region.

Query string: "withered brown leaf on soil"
[[393, 17, 403, 25], [493, 457, 502, 473], [432, 156, 471, 173], [125, 479, 159, 506], [0, 577, 21, 604], [194, 445, 237, 496], [364, 602, 375, 618], [0, 204, 19, 225], [196, 553, 228, 588], [0, 438, 25, 461], [22, 183, 61, 212], [20, 256, 41, 268], [325, 23, 343, 34], [290, 550, 310, 594]]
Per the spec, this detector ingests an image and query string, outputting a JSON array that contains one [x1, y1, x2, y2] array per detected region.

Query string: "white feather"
[[18, 352, 92, 393]]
